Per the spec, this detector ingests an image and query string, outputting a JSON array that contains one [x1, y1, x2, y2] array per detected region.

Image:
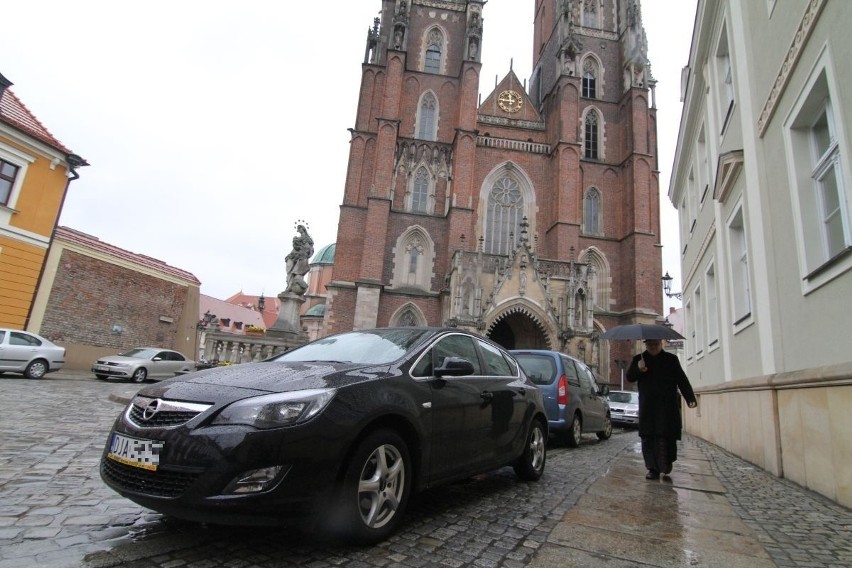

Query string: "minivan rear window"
[[513, 354, 556, 386]]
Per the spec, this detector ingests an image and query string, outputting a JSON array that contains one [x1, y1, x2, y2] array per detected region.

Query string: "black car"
[[100, 327, 548, 543]]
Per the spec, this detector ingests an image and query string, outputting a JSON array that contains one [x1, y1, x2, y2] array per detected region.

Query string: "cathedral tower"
[[326, 0, 663, 384]]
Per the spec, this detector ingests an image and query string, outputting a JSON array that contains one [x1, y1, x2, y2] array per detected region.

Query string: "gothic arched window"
[[424, 29, 443, 73], [411, 167, 430, 213], [584, 187, 601, 234], [485, 176, 524, 255], [417, 92, 437, 141], [584, 111, 599, 159], [582, 59, 598, 98]]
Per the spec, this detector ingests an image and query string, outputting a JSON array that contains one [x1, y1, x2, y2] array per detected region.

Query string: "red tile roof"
[[55, 226, 200, 285], [225, 291, 280, 329], [199, 294, 266, 332], [0, 86, 79, 157]]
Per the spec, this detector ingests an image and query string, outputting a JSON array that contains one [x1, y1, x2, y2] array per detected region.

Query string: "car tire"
[[565, 412, 582, 448], [597, 414, 613, 440], [24, 359, 48, 379], [131, 368, 148, 383], [330, 429, 411, 544], [513, 419, 546, 481]]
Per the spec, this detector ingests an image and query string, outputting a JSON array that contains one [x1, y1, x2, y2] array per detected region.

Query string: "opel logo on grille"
[[142, 399, 161, 421]]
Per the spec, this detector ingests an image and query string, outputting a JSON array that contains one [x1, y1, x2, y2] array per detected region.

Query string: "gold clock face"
[[497, 89, 523, 113]]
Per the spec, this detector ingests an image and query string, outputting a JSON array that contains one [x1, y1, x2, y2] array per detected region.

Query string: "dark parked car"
[[607, 390, 640, 428], [510, 349, 611, 447], [100, 328, 548, 543]]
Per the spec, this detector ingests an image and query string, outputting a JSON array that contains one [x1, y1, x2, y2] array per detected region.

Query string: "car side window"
[[10, 332, 40, 347], [0, 330, 5, 342], [155, 351, 169, 360], [561, 356, 580, 386], [477, 340, 513, 376], [412, 335, 482, 378], [576, 363, 594, 393]]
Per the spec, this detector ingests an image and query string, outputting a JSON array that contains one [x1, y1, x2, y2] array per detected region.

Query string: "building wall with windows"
[[669, 0, 852, 507], [326, 0, 667, 386], [0, 73, 86, 329]]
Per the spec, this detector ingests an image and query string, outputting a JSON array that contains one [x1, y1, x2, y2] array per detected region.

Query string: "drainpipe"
[[24, 153, 88, 331]]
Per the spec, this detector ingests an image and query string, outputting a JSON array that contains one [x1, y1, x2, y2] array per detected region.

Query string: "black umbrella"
[[599, 323, 685, 341]]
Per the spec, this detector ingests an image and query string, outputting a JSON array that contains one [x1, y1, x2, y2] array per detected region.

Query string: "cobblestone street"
[[2, 373, 851, 567]]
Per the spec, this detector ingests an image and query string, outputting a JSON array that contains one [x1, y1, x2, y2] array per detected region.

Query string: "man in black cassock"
[[626, 339, 698, 480]]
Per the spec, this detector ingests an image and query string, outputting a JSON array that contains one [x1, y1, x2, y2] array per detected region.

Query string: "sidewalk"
[[530, 435, 852, 568]]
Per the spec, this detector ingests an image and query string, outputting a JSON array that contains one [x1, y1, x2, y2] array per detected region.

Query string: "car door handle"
[[515, 388, 526, 396], [480, 391, 494, 401]]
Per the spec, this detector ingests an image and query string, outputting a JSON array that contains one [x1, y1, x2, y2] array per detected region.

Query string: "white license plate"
[[96, 365, 110, 371], [107, 433, 164, 471]]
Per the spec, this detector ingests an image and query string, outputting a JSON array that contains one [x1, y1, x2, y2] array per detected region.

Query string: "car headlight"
[[212, 389, 336, 429]]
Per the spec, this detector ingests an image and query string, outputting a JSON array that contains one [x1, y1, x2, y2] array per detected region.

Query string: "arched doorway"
[[488, 312, 548, 350]]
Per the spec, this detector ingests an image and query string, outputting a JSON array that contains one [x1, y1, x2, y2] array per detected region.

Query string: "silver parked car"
[[93, 347, 195, 383], [607, 390, 640, 428], [0, 328, 65, 379]]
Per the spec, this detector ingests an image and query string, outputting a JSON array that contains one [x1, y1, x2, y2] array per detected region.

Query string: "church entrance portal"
[[488, 312, 548, 350]]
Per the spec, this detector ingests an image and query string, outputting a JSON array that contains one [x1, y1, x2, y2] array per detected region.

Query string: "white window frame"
[[705, 262, 720, 351], [727, 203, 752, 329], [714, 22, 735, 136], [693, 285, 704, 359], [0, 143, 35, 221], [783, 45, 852, 294]]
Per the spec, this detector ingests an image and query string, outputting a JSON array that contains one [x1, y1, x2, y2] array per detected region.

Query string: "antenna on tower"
[[510, 58, 514, 70]]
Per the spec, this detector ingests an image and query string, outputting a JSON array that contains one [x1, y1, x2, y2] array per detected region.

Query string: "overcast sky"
[[2, 0, 696, 310]]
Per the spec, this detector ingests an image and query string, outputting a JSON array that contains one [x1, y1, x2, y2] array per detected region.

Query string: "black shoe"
[[645, 470, 660, 480], [663, 462, 673, 475]]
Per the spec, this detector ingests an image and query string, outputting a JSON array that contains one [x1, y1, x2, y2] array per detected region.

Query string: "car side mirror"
[[598, 384, 609, 396], [434, 357, 475, 378], [152, 357, 162, 362]]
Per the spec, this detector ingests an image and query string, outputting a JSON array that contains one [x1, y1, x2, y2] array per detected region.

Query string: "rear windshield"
[[513, 354, 557, 386]]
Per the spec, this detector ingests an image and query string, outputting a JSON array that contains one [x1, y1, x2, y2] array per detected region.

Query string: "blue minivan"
[[511, 349, 611, 447]]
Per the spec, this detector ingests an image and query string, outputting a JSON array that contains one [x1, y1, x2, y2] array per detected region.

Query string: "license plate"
[[107, 433, 164, 471], [96, 365, 110, 371]]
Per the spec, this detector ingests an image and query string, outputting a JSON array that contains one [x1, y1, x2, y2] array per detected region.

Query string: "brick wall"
[[40, 249, 189, 352]]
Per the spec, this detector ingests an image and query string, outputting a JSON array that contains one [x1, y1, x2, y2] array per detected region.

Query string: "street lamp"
[[662, 271, 683, 300], [614, 359, 628, 390]]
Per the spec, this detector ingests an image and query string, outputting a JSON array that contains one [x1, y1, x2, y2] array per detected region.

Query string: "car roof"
[[509, 349, 579, 360]]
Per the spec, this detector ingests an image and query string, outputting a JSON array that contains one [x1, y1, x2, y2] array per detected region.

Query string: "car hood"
[[609, 402, 639, 411], [155, 361, 394, 395]]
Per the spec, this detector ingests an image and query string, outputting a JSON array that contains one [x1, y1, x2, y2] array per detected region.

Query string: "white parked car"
[[92, 347, 195, 383], [0, 328, 65, 379], [607, 390, 640, 428]]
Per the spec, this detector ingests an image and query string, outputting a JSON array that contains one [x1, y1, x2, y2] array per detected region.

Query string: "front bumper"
[[99, 402, 352, 525]]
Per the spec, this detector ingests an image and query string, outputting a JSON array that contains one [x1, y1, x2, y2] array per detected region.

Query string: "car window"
[[503, 353, 519, 376], [478, 340, 513, 376], [576, 362, 594, 393], [10, 332, 41, 347], [170, 352, 186, 361], [561, 356, 580, 385], [435, 335, 481, 374], [609, 392, 638, 404], [513, 354, 556, 386], [0, 330, 5, 342], [120, 348, 158, 358]]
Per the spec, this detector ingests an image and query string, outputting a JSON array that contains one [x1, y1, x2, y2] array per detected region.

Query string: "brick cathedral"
[[325, 0, 664, 383]]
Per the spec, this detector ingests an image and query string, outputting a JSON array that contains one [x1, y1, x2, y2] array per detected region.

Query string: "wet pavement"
[[1, 370, 851, 567]]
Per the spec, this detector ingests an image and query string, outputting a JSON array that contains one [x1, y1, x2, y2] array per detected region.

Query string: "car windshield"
[[118, 348, 159, 358], [272, 329, 430, 365], [608, 391, 639, 404]]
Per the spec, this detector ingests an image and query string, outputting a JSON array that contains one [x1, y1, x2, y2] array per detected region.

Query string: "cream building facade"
[[669, 0, 852, 507]]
